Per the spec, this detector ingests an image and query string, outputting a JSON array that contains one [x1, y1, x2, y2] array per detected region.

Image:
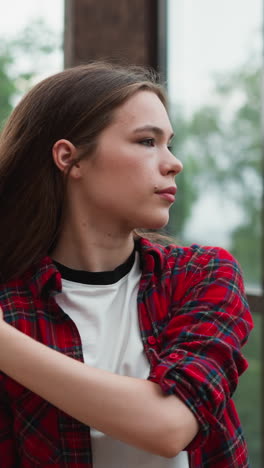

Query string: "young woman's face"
[[74, 90, 183, 232]]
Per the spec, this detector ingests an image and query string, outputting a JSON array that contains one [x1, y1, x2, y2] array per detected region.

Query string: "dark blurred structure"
[[64, 0, 167, 75]]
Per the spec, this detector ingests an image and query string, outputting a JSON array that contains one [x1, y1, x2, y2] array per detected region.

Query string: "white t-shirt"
[[55, 250, 189, 468]]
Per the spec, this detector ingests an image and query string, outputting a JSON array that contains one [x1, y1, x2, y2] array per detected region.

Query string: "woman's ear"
[[52, 139, 81, 178]]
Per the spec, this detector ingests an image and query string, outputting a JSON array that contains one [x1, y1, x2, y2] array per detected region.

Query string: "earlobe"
[[52, 139, 79, 175]]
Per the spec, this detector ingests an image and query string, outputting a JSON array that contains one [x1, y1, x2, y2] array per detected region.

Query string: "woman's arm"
[[149, 246, 253, 453], [0, 309, 198, 458]]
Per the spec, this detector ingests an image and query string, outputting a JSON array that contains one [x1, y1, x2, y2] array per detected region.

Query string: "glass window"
[[233, 312, 262, 467], [167, 1, 263, 466], [167, 0, 262, 294], [0, 0, 64, 126]]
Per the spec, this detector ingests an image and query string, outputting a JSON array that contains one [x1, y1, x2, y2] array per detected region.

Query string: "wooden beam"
[[64, 0, 166, 72]]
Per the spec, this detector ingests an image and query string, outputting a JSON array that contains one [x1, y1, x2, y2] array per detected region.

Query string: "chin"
[[139, 215, 169, 231]]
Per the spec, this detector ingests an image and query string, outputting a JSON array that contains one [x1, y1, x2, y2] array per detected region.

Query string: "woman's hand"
[[0, 306, 3, 320]]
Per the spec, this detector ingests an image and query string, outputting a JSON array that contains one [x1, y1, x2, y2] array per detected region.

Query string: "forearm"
[[0, 322, 198, 456]]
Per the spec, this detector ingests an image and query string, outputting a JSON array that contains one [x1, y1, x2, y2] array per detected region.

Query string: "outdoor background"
[[0, 0, 262, 466], [167, 2, 262, 466]]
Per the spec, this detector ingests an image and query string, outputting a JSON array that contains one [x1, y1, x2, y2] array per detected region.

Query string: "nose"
[[161, 149, 183, 176]]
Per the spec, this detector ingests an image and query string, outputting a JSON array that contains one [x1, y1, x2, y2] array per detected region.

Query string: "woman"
[[0, 62, 253, 468]]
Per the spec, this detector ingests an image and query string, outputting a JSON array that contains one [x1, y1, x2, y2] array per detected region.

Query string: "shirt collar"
[[27, 237, 166, 298], [136, 237, 165, 275], [27, 256, 62, 299]]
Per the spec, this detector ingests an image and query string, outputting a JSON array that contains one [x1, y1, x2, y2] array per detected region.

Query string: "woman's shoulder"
[[0, 256, 59, 300], [138, 236, 240, 272]]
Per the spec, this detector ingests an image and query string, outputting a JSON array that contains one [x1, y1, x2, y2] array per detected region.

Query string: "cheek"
[[88, 148, 156, 194]]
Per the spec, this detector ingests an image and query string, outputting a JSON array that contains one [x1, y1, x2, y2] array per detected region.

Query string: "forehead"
[[111, 91, 172, 133]]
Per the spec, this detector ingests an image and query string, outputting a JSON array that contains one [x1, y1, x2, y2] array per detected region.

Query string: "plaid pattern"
[[0, 238, 253, 467]]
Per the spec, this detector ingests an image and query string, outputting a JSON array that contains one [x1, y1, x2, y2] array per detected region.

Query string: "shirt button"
[[147, 336, 157, 345], [169, 353, 178, 360]]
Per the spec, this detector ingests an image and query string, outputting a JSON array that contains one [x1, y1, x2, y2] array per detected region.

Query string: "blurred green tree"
[[168, 57, 262, 467], [169, 57, 262, 285], [0, 47, 16, 124], [0, 19, 61, 127]]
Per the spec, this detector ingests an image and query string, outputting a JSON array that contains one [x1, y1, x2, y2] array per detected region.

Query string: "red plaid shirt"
[[0, 238, 253, 467]]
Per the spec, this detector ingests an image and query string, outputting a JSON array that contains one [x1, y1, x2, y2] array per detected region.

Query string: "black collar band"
[[53, 247, 136, 285]]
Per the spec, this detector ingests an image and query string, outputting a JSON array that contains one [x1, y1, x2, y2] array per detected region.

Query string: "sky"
[[0, 0, 64, 35], [167, 0, 262, 112], [0, 0, 64, 75]]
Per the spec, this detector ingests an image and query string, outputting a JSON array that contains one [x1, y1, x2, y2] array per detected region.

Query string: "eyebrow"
[[133, 125, 174, 141]]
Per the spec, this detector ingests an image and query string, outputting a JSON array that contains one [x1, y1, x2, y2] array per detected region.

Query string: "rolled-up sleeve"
[[147, 246, 253, 450]]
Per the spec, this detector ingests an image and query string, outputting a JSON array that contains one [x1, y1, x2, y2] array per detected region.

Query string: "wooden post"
[[64, 0, 167, 74]]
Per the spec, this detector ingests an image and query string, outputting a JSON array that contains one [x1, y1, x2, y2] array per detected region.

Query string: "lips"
[[156, 186, 177, 195], [156, 186, 177, 203]]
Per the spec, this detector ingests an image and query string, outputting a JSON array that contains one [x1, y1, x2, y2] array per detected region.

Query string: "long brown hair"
[[0, 61, 168, 281]]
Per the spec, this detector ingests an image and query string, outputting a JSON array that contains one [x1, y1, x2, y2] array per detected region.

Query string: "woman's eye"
[[139, 138, 155, 147]]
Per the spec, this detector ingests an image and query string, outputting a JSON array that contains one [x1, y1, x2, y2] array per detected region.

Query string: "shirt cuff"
[[147, 350, 227, 451]]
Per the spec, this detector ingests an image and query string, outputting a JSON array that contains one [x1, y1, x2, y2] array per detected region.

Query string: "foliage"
[[234, 313, 262, 467], [168, 58, 263, 467], [169, 57, 262, 286], [0, 47, 17, 126], [0, 19, 61, 128]]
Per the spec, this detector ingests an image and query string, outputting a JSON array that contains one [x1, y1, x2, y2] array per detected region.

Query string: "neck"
[[51, 219, 135, 272]]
